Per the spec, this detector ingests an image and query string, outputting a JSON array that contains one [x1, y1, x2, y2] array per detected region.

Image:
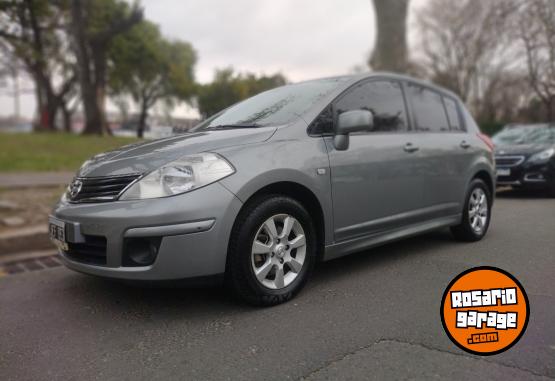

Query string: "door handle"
[[460, 140, 471, 149], [403, 142, 419, 153]]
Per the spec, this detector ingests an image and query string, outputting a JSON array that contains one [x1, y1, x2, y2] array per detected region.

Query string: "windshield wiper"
[[209, 124, 261, 130]]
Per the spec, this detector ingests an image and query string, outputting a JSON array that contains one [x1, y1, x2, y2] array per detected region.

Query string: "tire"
[[226, 195, 317, 306], [450, 179, 492, 242], [547, 182, 555, 198]]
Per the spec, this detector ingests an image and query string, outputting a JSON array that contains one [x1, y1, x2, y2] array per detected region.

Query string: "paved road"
[[1, 191, 554, 380]]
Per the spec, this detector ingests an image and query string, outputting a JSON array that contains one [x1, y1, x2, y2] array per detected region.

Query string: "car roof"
[[297, 72, 462, 102]]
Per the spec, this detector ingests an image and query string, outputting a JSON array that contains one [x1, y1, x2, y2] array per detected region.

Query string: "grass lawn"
[[0, 132, 140, 172]]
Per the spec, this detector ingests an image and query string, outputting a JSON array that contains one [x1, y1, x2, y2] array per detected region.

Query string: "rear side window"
[[334, 80, 408, 133], [444, 97, 463, 131], [407, 84, 450, 132]]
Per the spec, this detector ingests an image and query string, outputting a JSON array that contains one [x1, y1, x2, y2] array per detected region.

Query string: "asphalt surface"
[[1, 190, 554, 380]]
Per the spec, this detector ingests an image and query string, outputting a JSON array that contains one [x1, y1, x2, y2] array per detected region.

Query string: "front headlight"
[[119, 152, 235, 200], [527, 148, 555, 164]]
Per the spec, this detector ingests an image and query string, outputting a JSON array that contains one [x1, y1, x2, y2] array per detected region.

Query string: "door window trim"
[[307, 76, 468, 136], [308, 77, 413, 136]]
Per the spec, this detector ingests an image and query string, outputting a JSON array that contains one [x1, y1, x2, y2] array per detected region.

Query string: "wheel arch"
[[228, 181, 327, 263], [472, 170, 495, 201]]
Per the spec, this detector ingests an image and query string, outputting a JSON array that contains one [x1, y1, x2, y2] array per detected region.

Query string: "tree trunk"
[[93, 48, 110, 135], [369, 0, 410, 72], [137, 99, 149, 139], [32, 75, 59, 132], [547, 98, 555, 122], [71, 0, 103, 135], [62, 103, 72, 133]]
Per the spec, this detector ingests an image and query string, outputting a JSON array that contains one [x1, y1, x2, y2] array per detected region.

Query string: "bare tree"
[[414, 0, 522, 122], [369, 0, 410, 72], [518, 0, 555, 121]]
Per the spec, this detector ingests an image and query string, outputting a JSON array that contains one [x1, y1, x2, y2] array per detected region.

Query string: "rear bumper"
[[52, 182, 243, 281]]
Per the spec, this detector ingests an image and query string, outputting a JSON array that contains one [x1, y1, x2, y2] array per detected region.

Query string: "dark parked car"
[[493, 124, 555, 196]]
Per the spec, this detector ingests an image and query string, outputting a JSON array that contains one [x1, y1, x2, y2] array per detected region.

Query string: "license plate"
[[496, 168, 511, 177], [49, 217, 68, 251]]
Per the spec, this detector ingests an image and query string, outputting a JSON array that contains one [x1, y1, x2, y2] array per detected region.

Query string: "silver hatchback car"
[[50, 73, 495, 305]]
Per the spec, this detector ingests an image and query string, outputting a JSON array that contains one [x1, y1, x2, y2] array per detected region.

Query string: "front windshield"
[[492, 124, 555, 146], [193, 77, 349, 130]]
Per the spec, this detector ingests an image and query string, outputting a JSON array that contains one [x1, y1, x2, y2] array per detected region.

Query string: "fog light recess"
[[123, 237, 161, 267]]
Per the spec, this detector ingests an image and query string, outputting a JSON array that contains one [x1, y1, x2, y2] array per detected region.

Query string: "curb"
[[0, 225, 53, 256]]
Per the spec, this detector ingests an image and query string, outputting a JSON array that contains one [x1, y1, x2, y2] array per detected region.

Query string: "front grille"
[[65, 235, 107, 266], [495, 155, 525, 167], [68, 174, 140, 203]]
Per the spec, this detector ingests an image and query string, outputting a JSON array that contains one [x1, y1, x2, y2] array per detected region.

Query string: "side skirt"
[[323, 214, 462, 261]]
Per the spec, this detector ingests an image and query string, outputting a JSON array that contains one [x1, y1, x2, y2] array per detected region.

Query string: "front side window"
[[408, 84, 450, 132], [334, 80, 409, 133]]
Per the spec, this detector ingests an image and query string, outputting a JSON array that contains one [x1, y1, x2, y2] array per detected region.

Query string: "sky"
[[0, 0, 426, 119]]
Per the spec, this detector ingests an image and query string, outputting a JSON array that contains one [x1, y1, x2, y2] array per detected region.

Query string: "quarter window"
[[408, 85, 450, 132], [310, 105, 334, 135], [334, 80, 408, 133]]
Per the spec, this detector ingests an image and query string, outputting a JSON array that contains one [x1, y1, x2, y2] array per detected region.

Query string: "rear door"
[[325, 79, 427, 242], [405, 83, 470, 217]]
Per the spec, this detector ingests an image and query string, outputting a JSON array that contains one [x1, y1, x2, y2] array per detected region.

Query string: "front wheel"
[[451, 179, 492, 242], [226, 195, 317, 306]]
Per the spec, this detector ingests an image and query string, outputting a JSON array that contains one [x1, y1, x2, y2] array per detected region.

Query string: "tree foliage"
[[109, 21, 196, 137], [197, 68, 287, 118], [0, 0, 76, 131]]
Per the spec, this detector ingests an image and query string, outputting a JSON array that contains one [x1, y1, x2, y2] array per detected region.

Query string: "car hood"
[[494, 144, 553, 156], [77, 127, 277, 177]]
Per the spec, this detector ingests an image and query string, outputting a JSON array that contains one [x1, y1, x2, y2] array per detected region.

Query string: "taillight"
[[477, 133, 494, 152]]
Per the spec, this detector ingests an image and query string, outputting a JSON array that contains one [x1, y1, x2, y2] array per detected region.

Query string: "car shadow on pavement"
[[62, 229, 456, 315], [312, 229, 455, 285], [496, 188, 551, 199]]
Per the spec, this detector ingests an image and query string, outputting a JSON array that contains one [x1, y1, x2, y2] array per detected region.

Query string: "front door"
[[325, 80, 426, 242]]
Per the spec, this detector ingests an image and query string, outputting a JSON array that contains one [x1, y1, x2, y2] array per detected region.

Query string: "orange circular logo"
[[441, 267, 529, 356]]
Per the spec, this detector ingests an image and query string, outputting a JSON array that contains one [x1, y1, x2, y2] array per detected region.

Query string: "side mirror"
[[333, 110, 374, 150]]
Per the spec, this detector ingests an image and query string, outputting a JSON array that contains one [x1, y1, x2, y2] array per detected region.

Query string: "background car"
[[493, 124, 555, 196]]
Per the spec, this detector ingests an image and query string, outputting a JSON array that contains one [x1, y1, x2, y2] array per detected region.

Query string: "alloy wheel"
[[468, 188, 488, 234], [251, 214, 307, 290]]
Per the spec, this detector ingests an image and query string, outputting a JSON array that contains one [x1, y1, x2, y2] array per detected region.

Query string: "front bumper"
[[52, 182, 243, 281], [496, 161, 554, 188]]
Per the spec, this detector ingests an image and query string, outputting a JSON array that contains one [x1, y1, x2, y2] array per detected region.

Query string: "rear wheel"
[[226, 195, 317, 306], [451, 179, 492, 242]]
